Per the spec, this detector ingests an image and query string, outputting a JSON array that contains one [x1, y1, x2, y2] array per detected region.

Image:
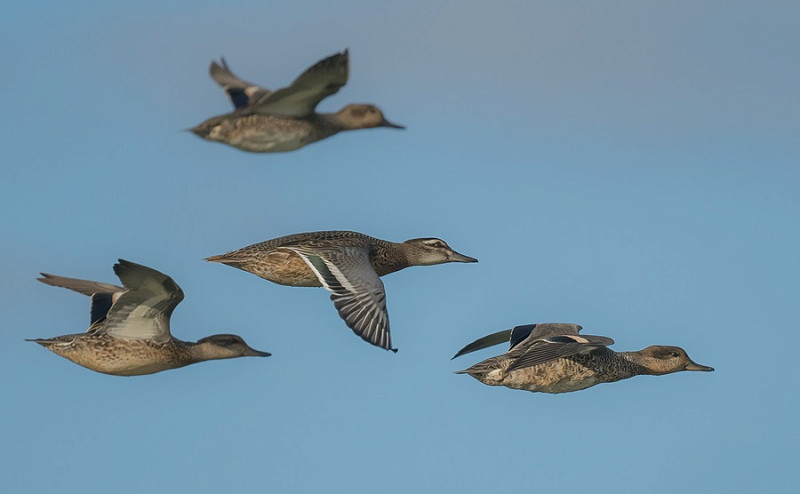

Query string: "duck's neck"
[[372, 241, 412, 276], [318, 113, 354, 132], [616, 352, 659, 376], [183, 341, 225, 363]]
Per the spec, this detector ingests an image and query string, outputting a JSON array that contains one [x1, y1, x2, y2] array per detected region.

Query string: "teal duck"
[[30, 260, 270, 376], [207, 231, 477, 351], [453, 323, 713, 393], [191, 50, 403, 152]]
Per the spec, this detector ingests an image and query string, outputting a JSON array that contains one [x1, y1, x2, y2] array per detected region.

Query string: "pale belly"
[[228, 132, 312, 153], [50, 338, 185, 376], [480, 359, 604, 394]]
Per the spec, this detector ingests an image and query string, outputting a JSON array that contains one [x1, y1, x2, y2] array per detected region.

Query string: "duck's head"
[[195, 334, 271, 359], [402, 238, 478, 266], [335, 104, 404, 130], [633, 345, 714, 375]]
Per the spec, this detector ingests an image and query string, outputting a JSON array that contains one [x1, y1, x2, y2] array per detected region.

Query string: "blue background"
[[2, 1, 798, 492]]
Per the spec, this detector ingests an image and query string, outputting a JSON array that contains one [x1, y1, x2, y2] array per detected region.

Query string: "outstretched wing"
[[98, 260, 184, 343], [286, 245, 394, 352], [451, 323, 584, 359], [453, 322, 612, 372], [209, 58, 272, 110], [250, 50, 349, 117], [38, 273, 125, 327]]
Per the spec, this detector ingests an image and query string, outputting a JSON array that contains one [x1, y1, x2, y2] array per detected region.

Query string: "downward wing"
[[286, 245, 394, 351]]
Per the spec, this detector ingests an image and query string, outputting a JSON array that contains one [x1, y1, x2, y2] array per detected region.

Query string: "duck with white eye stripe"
[[206, 231, 478, 352], [453, 323, 713, 393]]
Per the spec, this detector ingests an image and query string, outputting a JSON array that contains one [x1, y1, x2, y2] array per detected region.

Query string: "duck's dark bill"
[[380, 119, 405, 129]]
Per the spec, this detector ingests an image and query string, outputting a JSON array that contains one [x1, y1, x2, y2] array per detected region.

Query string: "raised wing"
[[37, 273, 123, 296], [210, 58, 272, 110], [451, 323, 584, 359], [251, 50, 349, 118], [38, 273, 125, 326], [286, 245, 394, 352], [98, 260, 184, 343], [451, 329, 512, 359]]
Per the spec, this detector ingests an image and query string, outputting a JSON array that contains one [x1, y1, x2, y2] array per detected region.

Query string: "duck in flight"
[[30, 260, 270, 376], [453, 322, 713, 393], [191, 50, 404, 153], [206, 231, 477, 352]]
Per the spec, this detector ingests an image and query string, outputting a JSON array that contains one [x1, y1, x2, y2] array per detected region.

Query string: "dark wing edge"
[[250, 49, 349, 117], [452, 329, 512, 359]]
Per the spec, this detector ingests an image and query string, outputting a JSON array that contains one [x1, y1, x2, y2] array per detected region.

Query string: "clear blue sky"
[[2, 1, 798, 492]]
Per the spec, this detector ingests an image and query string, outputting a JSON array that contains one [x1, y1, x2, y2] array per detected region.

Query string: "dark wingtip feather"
[[452, 329, 513, 359]]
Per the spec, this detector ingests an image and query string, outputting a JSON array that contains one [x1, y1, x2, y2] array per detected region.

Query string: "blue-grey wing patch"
[[89, 292, 115, 325], [209, 58, 272, 110], [509, 324, 538, 349], [37, 272, 125, 329]]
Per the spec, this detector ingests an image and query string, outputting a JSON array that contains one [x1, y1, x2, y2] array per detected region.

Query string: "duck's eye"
[[670, 351, 679, 358]]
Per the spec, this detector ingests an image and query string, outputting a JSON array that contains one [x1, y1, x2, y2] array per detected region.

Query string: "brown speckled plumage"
[[207, 230, 478, 351], [30, 260, 270, 376], [192, 113, 344, 153], [191, 50, 403, 153], [206, 231, 417, 285], [455, 323, 713, 394], [32, 333, 200, 376]]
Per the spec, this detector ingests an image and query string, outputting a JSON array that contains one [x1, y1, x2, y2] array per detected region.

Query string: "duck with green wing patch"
[[207, 231, 477, 352]]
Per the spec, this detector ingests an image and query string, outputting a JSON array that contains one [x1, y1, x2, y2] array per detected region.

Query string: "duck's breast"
[[50, 338, 182, 376]]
